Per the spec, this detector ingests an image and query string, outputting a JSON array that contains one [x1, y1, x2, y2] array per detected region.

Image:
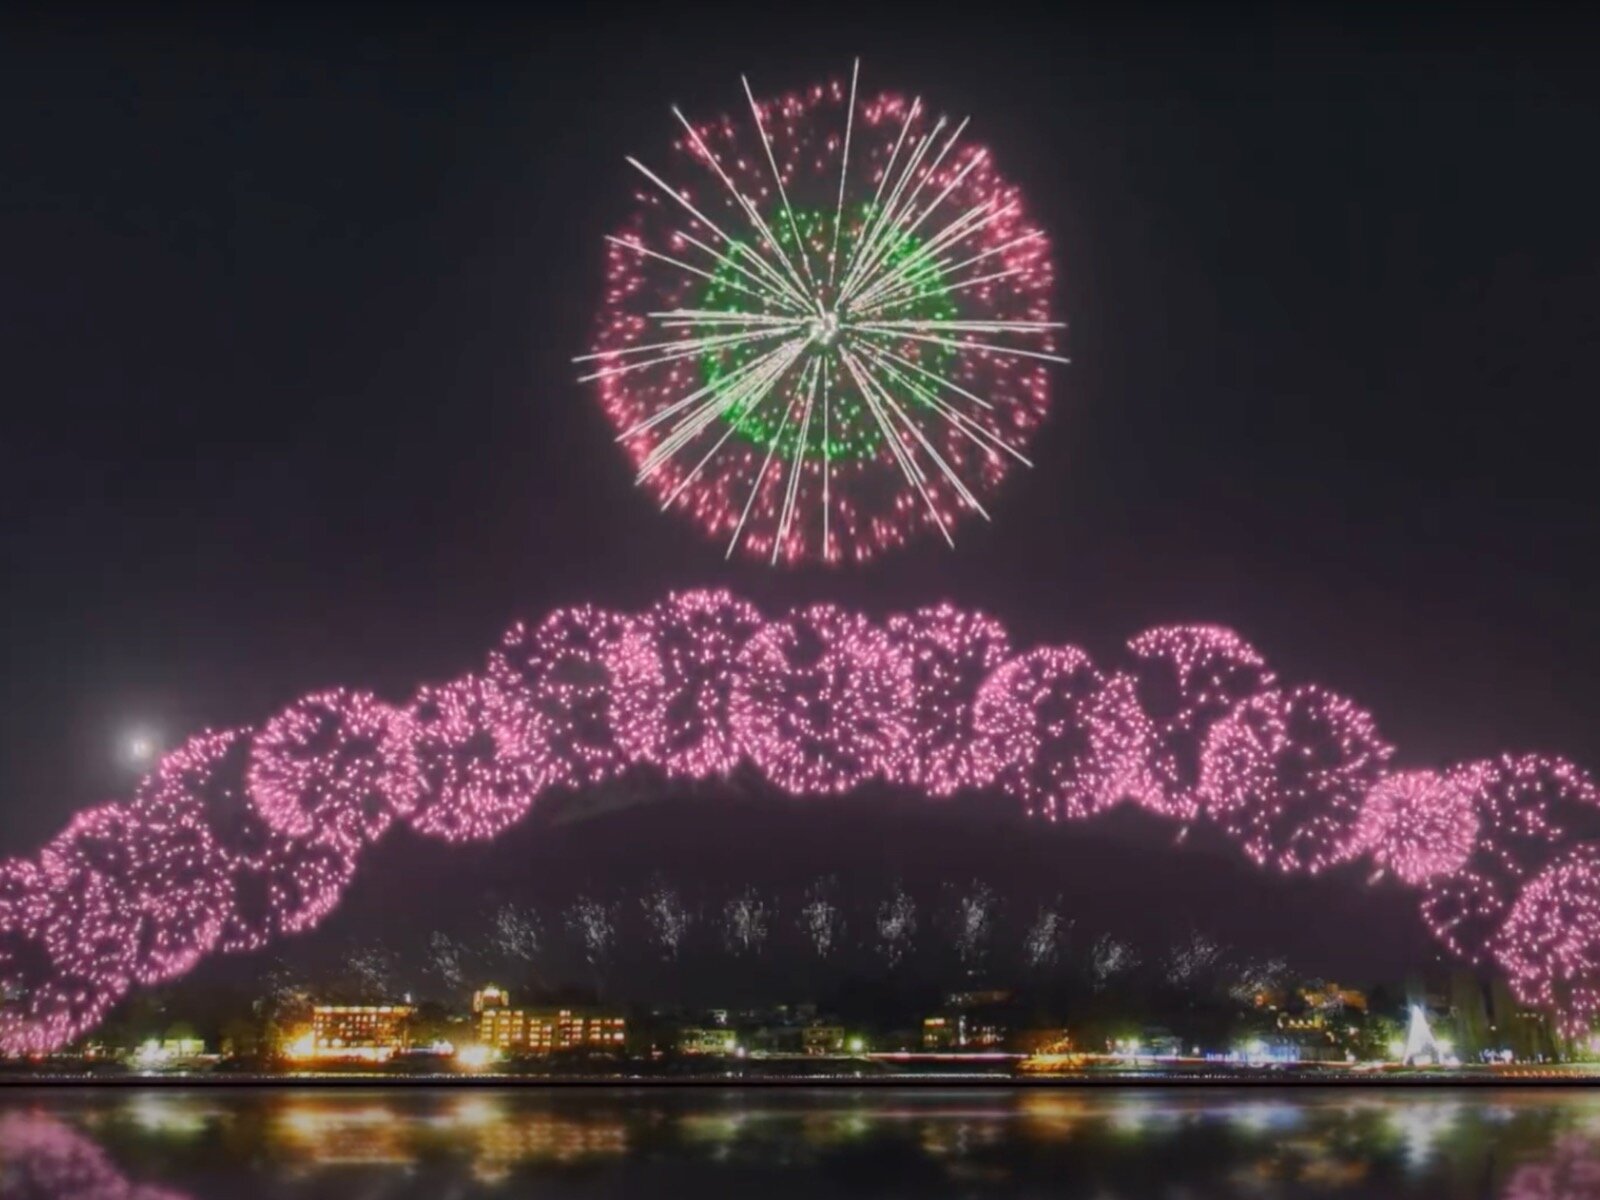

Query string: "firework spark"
[[641, 878, 694, 960], [797, 876, 845, 959], [722, 887, 772, 956], [875, 882, 918, 969], [585, 65, 1060, 564]]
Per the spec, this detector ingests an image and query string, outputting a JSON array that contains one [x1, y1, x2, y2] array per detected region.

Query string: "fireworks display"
[[640, 878, 694, 960], [408, 675, 548, 842], [247, 690, 422, 854], [1419, 755, 1600, 964], [584, 65, 1060, 564], [971, 645, 1153, 821], [6, 590, 1600, 1050], [721, 887, 772, 956], [1352, 768, 1481, 887], [886, 603, 1012, 794], [1022, 903, 1066, 971], [874, 883, 919, 970], [1496, 842, 1600, 1037], [730, 603, 912, 793], [610, 589, 764, 778], [797, 877, 845, 959], [1127, 626, 1276, 821], [1200, 685, 1393, 875]]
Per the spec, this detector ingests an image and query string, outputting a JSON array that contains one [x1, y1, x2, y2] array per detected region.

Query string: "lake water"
[[2, 1085, 1598, 1198]]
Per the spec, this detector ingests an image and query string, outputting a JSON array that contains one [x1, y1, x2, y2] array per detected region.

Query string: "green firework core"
[[697, 205, 958, 463]]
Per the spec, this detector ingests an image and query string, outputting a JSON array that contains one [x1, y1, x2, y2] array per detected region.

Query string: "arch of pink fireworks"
[[4, 588, 1599, 1053]]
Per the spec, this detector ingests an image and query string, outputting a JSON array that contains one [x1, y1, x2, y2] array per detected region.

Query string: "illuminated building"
[[1300, 982, 1368, 1013], [801, 1024, 846, 1056], [676, 1027, 737, 1056], [923, 987, 1017, 1050], [477, 993, 625, 1056], [473, 985, 510, 1014], [297, 1004, 415, 1061], [922, 1013, 1007, 1051]]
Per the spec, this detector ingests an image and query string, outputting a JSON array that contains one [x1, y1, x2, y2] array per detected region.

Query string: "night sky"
[[3, 5, 1598, 985]]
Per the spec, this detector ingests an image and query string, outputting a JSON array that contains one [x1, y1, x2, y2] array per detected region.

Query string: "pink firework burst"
[[406, 674, 550, 842], [1126, 624, 1277, 820], [1201, 684, 1393, 874], [143, 729, 359, 954], [971, 645, 1155, 821], [1495, 842, 1600, 1038], [731, 603, 913, 793], [583, 65, 1060, 565], [612, 589, 765, 777], [1421, 754, 1600, 963], [247, 689, 421, 853], [489, 606, 658, 788], [1350, 767, 1481, 886], [885, 603, 1014, 795], [37, 796, 231, 987], [0, 857, 128, 1057]]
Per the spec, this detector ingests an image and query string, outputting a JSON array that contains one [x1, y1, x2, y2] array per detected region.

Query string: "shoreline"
[[4, 1071, 1599, 1088]]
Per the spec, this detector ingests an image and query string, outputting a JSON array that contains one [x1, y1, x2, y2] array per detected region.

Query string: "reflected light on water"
[[0, 1088, 1599, 1198]]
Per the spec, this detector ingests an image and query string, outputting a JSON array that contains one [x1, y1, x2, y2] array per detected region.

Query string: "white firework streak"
[[582, 64, 1065, 561]]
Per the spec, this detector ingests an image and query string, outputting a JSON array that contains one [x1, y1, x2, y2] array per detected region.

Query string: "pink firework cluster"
[[587, 67, 1059, 565], [4, 589, 1600, 1051]]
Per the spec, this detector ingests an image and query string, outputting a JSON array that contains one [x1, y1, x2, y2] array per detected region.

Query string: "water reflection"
[[2, 1087, 1600, 1198]]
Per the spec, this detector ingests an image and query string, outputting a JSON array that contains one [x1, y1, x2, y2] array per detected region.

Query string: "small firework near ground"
[[582, 63, 1061, 565]]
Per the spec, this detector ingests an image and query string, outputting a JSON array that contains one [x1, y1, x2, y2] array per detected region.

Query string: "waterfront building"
[[477, 995, 626, 1055], [293, 1004, 415, 1061], [676, 1027, 738, 1056]]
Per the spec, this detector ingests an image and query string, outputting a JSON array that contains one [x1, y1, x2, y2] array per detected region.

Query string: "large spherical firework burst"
[[584, 64, 1060, 565], [1496, 842, 1600, 1038], [1420, 754, 1600, 963], [248, 689, 422, 853], [407, 674, 550, 842], [0, 857, 128, 1057], [488, 606, 658, 788], [1350, 767, 1481, 886], [613, 589, 765, 777], [1127, 625, 1277, 821], [38, 797, 231, 987], [886, 603, 1013, 795], [1201, 684, 1393, 874], [731, 603, 913, 793], [971, 645, 1153, 821], [146, 729, 360, 953]]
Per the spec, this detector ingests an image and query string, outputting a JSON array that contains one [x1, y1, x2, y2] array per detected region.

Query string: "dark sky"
[[2, 4, 1598, 982]]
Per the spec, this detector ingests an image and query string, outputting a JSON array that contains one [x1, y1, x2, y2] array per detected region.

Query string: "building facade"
[[306, 1004, 415, 1059], [479, 1005, 626, 1056]]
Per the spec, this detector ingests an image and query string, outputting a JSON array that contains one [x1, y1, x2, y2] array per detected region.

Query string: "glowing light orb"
[[1201, 684, 1393, 874], [584, 65, 1060, 564]]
